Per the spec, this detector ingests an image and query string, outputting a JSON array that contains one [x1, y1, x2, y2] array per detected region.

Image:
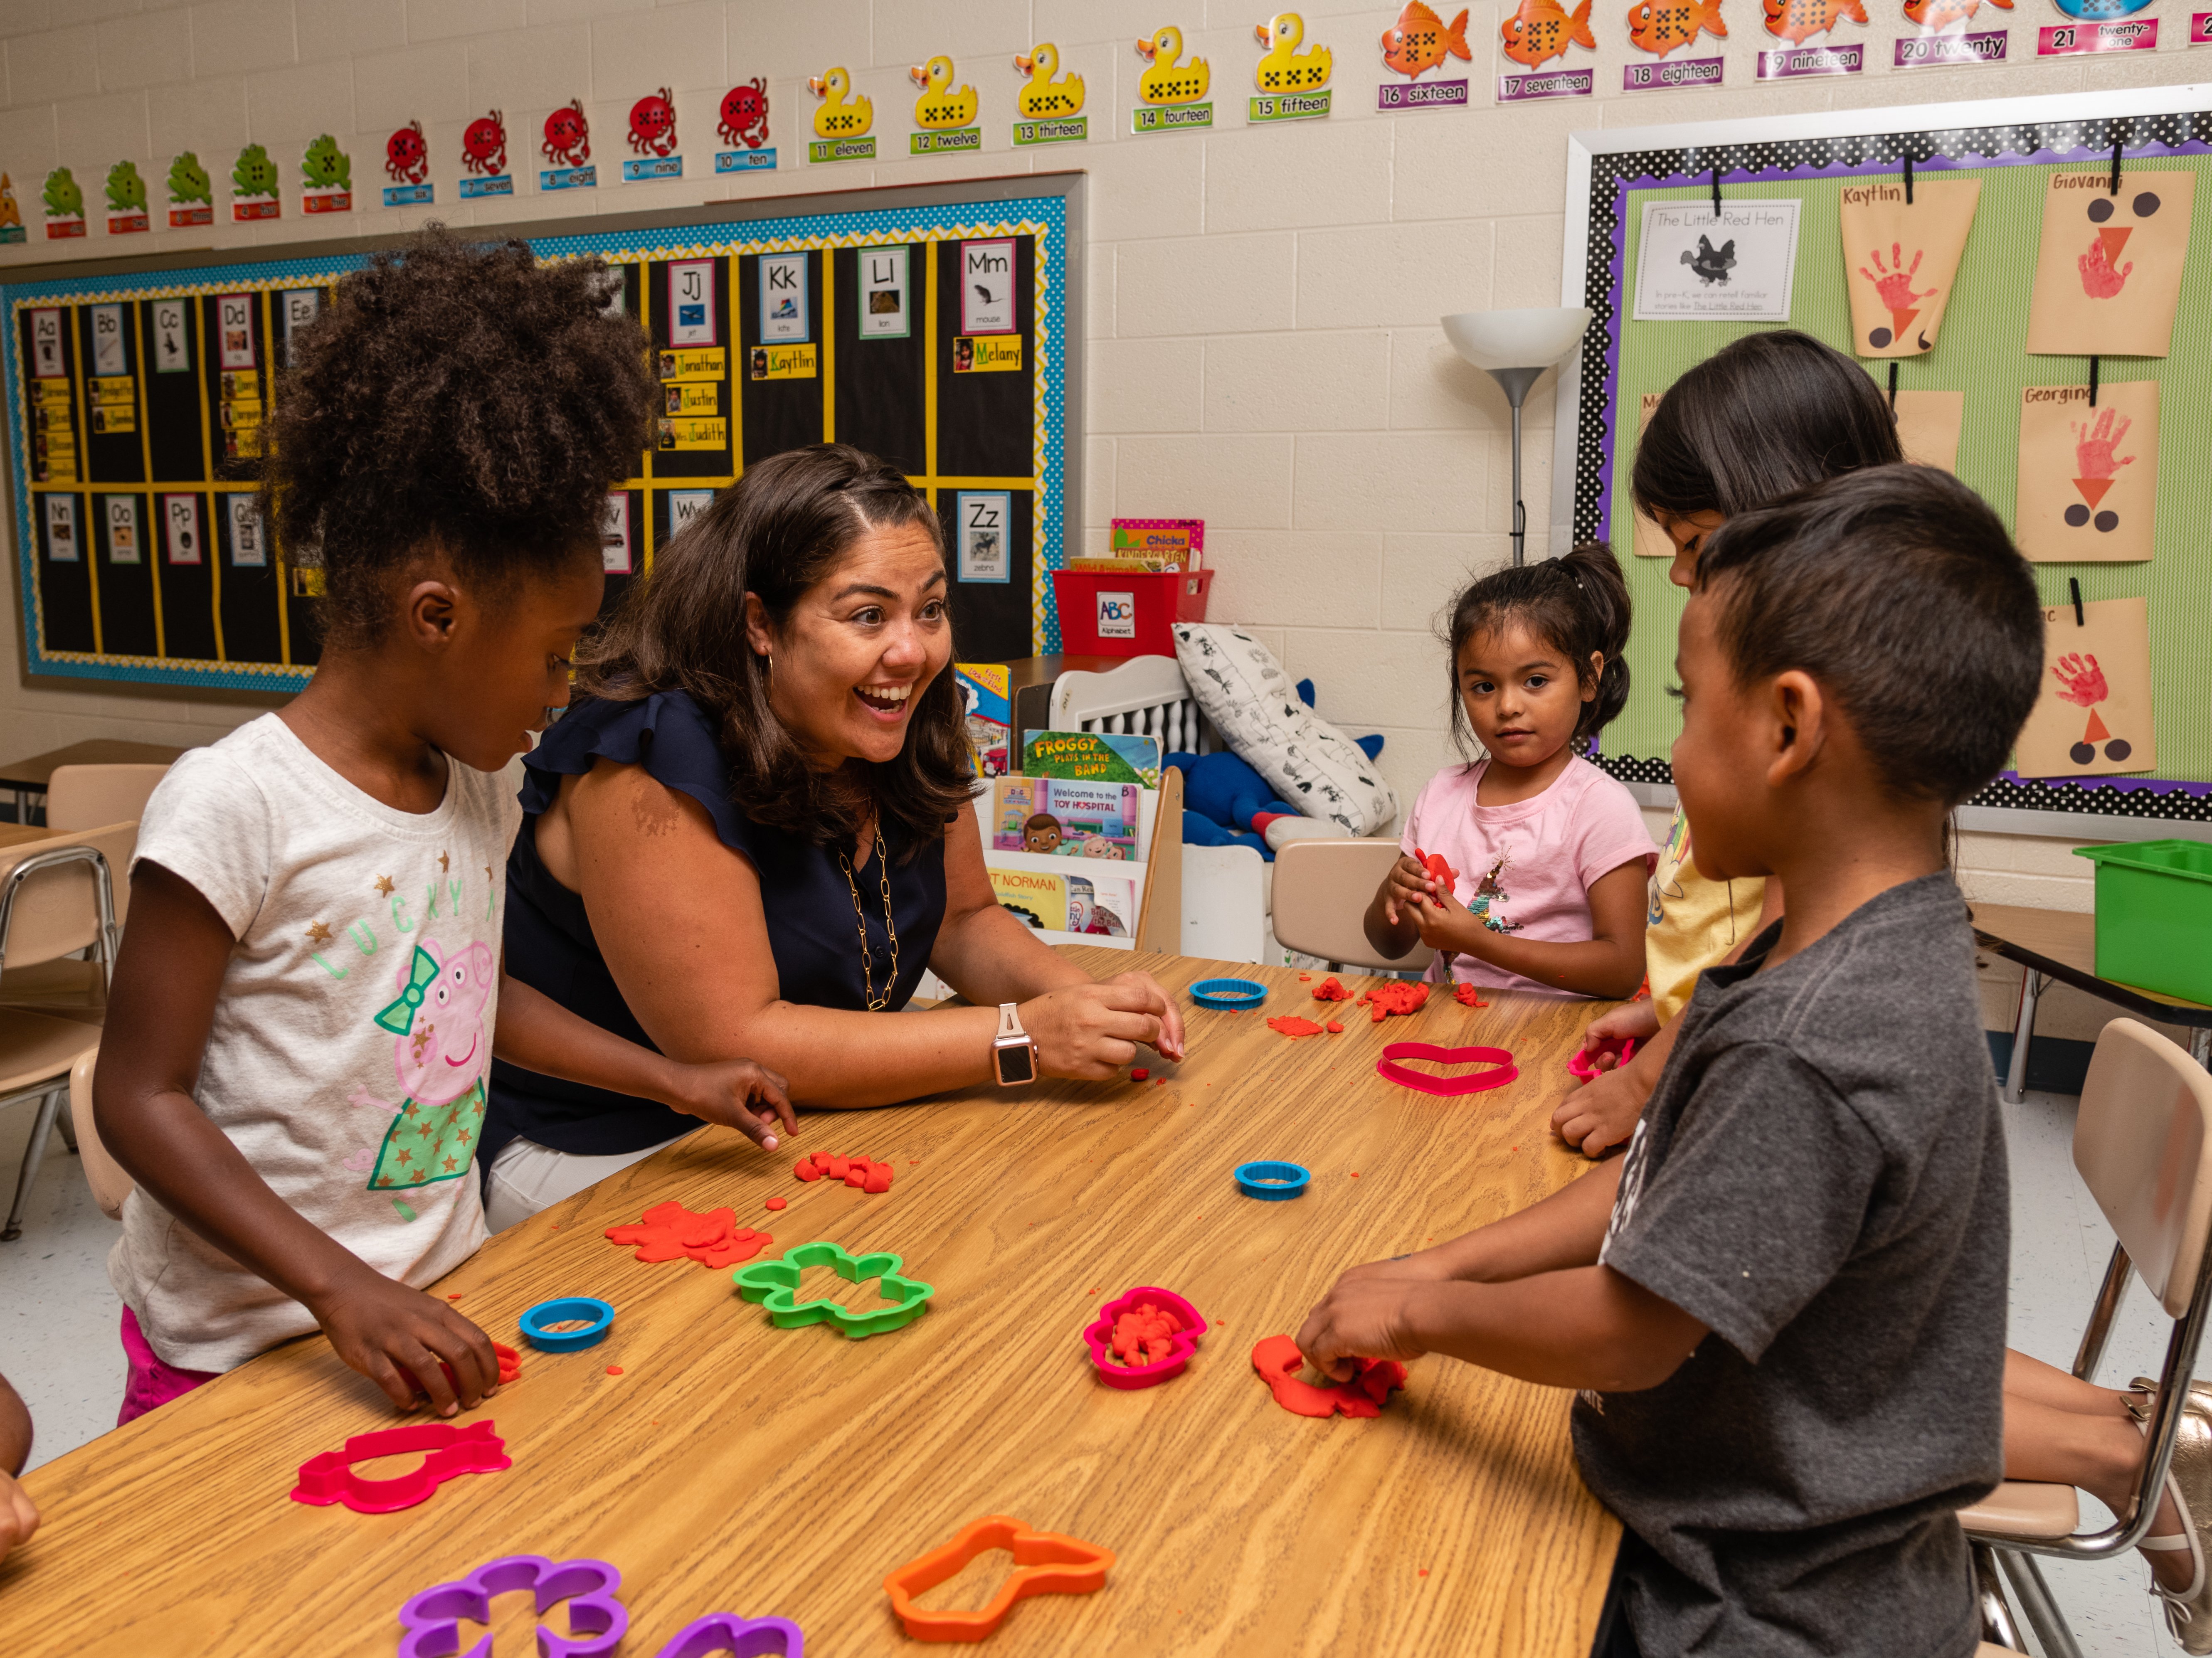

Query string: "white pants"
[[483, 1130, 691, 1233]]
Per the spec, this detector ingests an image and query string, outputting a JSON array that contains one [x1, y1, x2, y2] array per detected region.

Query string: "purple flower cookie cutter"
[[653, 1613, 806, 1657], [397, 1555, 626, 1658]]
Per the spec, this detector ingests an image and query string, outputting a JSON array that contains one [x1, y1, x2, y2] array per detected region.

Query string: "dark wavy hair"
[[574, 443, 972, 855], [1445, 542, 1632, 761], [1633, 329, 1904, 535], [260, 226, 656, 645]]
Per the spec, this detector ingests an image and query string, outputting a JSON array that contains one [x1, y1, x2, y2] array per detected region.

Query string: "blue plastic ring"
[[520, 1296, 615, 1353], [1191, 977, 1268, 1010], [1234, 1160, 1311, 1201]]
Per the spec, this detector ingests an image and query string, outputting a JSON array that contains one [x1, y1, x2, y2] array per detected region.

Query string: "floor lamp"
[[1440, 308, 1594, 566]]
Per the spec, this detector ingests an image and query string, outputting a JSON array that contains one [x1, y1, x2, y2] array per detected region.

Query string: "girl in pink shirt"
[[1364, 542, 1656, 998]]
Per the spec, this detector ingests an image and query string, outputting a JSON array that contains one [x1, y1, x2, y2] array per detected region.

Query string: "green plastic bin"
[[2073, 839, 2212, 1005]]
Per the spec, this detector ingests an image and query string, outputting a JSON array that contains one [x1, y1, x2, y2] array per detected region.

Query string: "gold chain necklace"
[[838, 835, 899, 1011]]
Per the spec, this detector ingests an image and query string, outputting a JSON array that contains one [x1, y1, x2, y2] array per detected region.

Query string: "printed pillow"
[[1171, 624, 1398, 838]]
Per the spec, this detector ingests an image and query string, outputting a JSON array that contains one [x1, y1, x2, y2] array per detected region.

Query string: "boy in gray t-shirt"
[[1294, 466, 2045, 1658]]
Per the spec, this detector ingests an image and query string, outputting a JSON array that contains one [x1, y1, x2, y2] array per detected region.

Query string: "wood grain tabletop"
[[7, 950, 1620, 1658]]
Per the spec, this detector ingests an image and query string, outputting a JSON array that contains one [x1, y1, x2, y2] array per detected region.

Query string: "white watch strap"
[[996, 1002, 1026, 1039]]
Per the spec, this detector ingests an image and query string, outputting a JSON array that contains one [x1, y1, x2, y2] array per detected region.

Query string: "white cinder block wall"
[[0, 2, 2191, 1039]]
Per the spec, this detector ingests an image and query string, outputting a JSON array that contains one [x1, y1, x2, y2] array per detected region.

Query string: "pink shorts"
[[117, 1305, 219, 1427]]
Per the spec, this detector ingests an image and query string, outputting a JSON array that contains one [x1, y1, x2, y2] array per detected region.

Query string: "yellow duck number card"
[[808, 67, 875, 163], [1012, 43, 1087, 146], [2015, 381, 2159, 564], [2013, 595, 2155, 779], [1134, 26, 1213, 132], [1838, 177, 1980, 358], [1252, 12, 1334, 122], [910, 54, 981, 155], [2026, 170, 2196, 357]]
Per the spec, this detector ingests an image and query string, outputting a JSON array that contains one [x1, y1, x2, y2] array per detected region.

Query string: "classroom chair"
[[1963, 1017, 2212, 1658], [64, 1045, 129, 1220], [0, 828, 126, 1239], [1270, 838, 1430, 974]]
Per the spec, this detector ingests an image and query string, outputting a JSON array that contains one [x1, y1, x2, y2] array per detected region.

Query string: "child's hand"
[[665, 1059, 796, 1150], [1409, 882, 1473, 952], [308, 1267, 503, 1415], [1294, 1269, 1430, 1382], [0, 1468, 37, 1564], [1379, 854, 1441, 926], [1577, 1000, 1659, 1065], [1552, 1062, 1650, 1158]]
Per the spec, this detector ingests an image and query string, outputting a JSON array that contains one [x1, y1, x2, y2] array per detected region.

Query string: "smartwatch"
[[992, 1002, 1038, 1086]]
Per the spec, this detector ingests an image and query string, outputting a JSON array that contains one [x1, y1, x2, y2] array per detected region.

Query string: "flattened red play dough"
[[1250, 1334, 1406, 1419], [1359, 981, 1430, 1023], [764, 1197, 787, 1211], [1266, 1015, 1326, 1038], [604, 1201, 772, 1269]]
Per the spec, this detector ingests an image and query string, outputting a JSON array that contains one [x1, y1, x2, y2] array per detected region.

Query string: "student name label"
[[1757, 42, 1864, 76], [716, 148, 778, 171], [1895, 29, 2006, 67], [1626, 54, 1722, 90], [748, 342, 818, 380], [1499, 68, 1593, 101], [2037, 17, 2155, 53], [1249, 90, 1331, 122], [1013, 117, 1087, 146], [1132, 103, 1213, 133], [659, 347, 726, 382], [953, 335, 1023, 373]]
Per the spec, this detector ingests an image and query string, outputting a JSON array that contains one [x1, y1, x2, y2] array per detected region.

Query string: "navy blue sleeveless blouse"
[[485, 690, 947, 1165]]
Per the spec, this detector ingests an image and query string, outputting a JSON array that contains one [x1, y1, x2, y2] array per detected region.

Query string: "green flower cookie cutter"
[[731, 1239, 935, 1339]]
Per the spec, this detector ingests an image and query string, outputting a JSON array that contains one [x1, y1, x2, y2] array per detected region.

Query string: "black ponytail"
[[1444, 542, 1632, 760]]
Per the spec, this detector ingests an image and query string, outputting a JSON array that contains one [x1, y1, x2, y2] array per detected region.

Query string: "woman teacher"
[[483, 444, 1186, 1229]]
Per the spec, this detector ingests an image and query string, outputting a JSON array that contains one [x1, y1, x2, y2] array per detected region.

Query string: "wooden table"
[[1970, 902, 2212, 1101], [0, 739, 191, 823], [5, 951, 1618, 1656]]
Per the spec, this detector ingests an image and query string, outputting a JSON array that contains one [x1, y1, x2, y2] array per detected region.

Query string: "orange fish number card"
[[1633, 198, 1802, 321], [1378, 3, 1472, 108], [1757, 0, 1870, 75], [1624, 0, 1728, 89], [1499, 0, 1597, 100], [1894, 0, 2011, 69]]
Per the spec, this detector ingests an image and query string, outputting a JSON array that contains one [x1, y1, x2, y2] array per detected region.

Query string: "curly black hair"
[[260, 225, 655, 645]]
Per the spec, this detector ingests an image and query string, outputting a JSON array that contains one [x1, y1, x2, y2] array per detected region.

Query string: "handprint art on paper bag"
[[2066, 407, 2133, 533], [2077, 232, 2134, 300], [2050, 652, 2131, 767], [1837, 176, 1980, 357], [2014, 380, 2158, 564], [1856, 243, 1936, 350], [2011, 595, 2155, 780], [2027, 170, 2195, 357]]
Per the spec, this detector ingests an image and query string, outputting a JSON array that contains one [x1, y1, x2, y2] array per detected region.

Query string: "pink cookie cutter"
[[397, 1555, 625, 1658], [290, 1418, 510, 1514], [1568, 1037, 1637, 1081], [1081, 1286, 1208, 1389], [1375, 1042, 1519, 1097]]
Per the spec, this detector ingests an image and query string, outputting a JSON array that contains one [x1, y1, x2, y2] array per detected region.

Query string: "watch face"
[[996, 1042, 1036, 1085]]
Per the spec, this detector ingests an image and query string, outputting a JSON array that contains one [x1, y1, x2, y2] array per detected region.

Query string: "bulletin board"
[[2, 173, 1084, 690], [1556, 86, 2212, 833]]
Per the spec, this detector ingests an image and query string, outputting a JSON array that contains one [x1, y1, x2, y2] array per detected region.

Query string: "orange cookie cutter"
[[883, 1515, 1113, 1642]]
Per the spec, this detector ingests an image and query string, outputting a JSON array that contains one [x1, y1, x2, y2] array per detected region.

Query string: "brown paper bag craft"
[[1840, 178, 1981, 358], [2026, 170, 2195, 357], [1629, 390, 1674, 559], [1893, 389, 1963, 473], [2014, 380, 2158, 564], [2013, 595, 2155, 779]]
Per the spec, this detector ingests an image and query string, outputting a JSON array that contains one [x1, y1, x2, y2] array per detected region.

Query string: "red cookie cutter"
[[1567, 1037, 1637, 1081], [1250, 1334, 1406, 1419], [883, 1515, 1114, 1641], [1375, 1042, 1518, 1096], [1081, 1287, 1207, 1389], [290, 1418, 510, 1513]]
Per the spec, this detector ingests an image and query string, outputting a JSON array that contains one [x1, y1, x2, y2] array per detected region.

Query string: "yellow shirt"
[[1647, 806, 1767, 1022]]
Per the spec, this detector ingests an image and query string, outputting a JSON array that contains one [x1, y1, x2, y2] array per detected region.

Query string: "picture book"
[[955, 662, 1012, 778], [991, 776, 1141, 860], [986, 862, 1137, 940], [1021, 729, 1161, 787]]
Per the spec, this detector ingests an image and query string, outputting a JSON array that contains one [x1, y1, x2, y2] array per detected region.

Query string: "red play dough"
[[1107, 1301, 1186, 1368], [1411, 846, 1458, 888], [1130, 1067, 1149, 1081], [1267, 1015, 1326, 1038], [604, 1200, 772, 1269], [1453, 983, 1490, 1008], [793, 1153, 894, 1193], [1359, 981, 1430, 1023], [794, 1158, 823, 1183], [436, 1341, 521, 1394], [764, 1197, 787, 1211], [1311, 976, 1352, 1003], [1325, 1020, 1344, 1035], [1250, 1334, 1406, 1419]]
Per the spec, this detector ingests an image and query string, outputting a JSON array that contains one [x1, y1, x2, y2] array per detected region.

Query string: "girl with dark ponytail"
[[1363, 541, 1655, 1001]]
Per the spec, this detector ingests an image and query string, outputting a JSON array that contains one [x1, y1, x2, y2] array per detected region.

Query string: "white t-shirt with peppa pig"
[[111, 713, 520, 1372]]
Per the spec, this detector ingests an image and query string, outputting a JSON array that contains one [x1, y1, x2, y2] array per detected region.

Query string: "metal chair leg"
[[1997, 1547, 2083, 1658], [3, 1086, 65, 1241], [1975, 1543, 2027, 1650], [2005, 969, 2043, 1104]]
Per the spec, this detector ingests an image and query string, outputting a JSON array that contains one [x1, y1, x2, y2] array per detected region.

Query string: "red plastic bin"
[[1052, 569, 1213, 658]]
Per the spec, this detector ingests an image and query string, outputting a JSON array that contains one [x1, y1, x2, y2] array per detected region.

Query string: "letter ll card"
[[860, 246, 910, 338]]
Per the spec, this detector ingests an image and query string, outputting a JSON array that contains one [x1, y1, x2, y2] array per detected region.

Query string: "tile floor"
[[0, 1085, 2192, 1655]]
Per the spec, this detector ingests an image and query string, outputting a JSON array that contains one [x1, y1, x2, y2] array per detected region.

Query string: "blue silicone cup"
[[520, 1296, 615, 1353], [1191, 977, 1267, 1010], [1234, 1160, 1311, 1201]]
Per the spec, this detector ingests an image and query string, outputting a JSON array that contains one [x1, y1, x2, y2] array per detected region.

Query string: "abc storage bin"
[[1051, 569, 1212, 658]]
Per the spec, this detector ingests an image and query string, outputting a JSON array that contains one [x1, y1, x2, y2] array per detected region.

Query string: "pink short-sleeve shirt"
[[1398, 756, 1660, 995]]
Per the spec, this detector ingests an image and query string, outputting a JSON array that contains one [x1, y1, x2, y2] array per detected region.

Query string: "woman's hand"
[[1379, 854, 1442, 926], [306, 1266, 503, 1415], [661, 1059, 796, 1150], [1023, 972, 1184, 1079]]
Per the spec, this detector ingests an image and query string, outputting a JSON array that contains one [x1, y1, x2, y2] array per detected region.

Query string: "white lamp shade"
[[1440, 307, 1593, 372]]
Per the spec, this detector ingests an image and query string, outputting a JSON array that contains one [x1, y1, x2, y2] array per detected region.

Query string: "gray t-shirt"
[[1573, 874, 2007, 1658]]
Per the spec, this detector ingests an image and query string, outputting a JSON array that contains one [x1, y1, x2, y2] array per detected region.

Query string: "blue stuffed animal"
[[1169, 680, 1383, 860]]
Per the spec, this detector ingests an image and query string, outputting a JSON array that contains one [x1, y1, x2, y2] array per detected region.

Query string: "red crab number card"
[[1838, 176, 1980, 357], [2013, 596, 2155, 780], [2026, 170, 2195, 357], [2015, 381, 2158, 564]]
